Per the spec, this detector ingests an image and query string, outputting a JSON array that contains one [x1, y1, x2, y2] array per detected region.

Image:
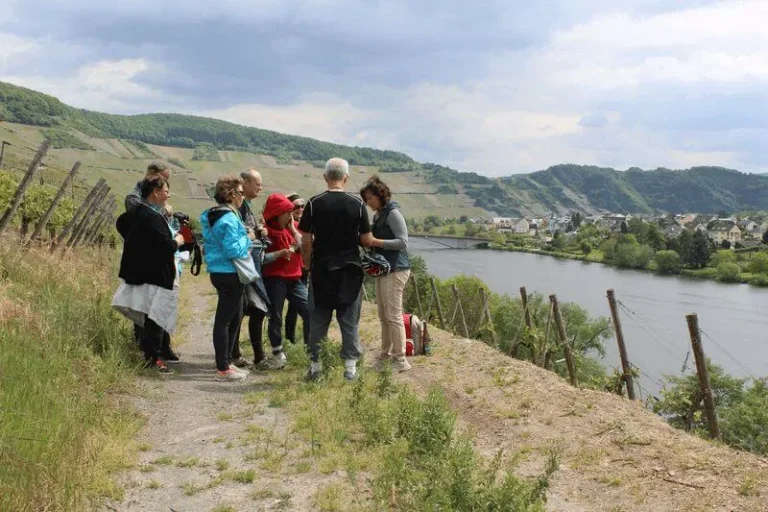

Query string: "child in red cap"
[[261, 194, 310, 367]]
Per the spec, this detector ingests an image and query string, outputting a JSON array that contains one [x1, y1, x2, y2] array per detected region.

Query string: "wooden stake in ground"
[[411, 277, 424, 319], [430, 277, 446, 329], [0, 140, 11, 168], [82, 198, 114, 246], [29, 161, 81, 242], [511, 286, 534, 357], [549, 294, 579, 387], [76, 196, 114, 247], [52, 178, 105, 251], [66, 183, 109, 248], [0, 140, 51, 235], [476, 287, 495, 338], [607, 289, 636, 400], [87, 201, 117, 246], [686, 313, 720, 439], [451, 284, 470, 338], [70, 186, 111, 248]]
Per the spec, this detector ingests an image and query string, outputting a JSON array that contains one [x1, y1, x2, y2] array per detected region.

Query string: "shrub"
[[614, 243, 653, 269], [716, 262, 742, 282], [654, 250, 682, 274], [749, 274, 768, 287], [747, 252, 768, 275]]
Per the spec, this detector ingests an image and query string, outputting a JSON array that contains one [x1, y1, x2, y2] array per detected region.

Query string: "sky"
[[1, 0, 767, 176]]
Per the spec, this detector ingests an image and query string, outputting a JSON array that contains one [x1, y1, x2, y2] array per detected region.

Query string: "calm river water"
[[411, 240, 768, 396]]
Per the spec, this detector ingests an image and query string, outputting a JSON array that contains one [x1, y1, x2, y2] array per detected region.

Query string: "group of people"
[[111, 157, 414, 382]]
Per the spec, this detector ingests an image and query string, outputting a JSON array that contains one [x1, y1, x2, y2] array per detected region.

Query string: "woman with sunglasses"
[[200, 175, 254, 382]]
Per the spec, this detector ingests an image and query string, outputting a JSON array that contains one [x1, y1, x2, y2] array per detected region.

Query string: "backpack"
[[404, 313, 431, 356]]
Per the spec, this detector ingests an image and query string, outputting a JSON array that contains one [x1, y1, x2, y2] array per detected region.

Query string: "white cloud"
[[0, 32, 38, 64], [1, 58, 173, 113]]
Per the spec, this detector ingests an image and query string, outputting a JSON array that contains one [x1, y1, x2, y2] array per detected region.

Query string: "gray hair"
[[240, 168, 262, 182], [324, 158, 349, 181]]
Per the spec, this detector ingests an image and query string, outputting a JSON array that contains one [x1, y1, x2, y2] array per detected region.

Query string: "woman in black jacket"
[[112, 177, 185, 373]]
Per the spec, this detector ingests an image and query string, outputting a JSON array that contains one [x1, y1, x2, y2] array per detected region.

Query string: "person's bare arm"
[[300, 230, 313, 269]]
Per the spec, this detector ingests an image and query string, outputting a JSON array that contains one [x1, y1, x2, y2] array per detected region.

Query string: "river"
[[411, 240, 768, 396]]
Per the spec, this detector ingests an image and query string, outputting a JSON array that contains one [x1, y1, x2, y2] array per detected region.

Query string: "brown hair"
[[140, 176, 169, 200], [146, 161, 169, 177], [360, 175, 391, 206], [214, 174, 243, 204]]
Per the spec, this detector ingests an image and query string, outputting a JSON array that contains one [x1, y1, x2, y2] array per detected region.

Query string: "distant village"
[[485, 213, 765, 249]]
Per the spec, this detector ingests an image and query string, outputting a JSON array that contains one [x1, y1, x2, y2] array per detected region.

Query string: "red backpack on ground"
[[403, 313, 430, 356]]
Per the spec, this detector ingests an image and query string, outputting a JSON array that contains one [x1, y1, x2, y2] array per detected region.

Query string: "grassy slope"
[[0, 240, 143, 511], [0, 122, 487, 220]]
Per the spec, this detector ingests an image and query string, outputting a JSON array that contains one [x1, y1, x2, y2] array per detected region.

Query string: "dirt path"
[[107, 277, 768, 512], [106, 279, 330, 512]]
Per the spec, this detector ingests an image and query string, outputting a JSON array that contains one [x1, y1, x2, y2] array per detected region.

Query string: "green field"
[[0, 122, 487, 220]]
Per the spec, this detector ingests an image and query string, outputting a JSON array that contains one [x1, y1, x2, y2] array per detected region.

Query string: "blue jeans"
[[308, 283, 363, 363], [264, 277, 309, 353]]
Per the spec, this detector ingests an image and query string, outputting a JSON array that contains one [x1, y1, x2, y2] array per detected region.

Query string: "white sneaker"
[[230, 364, 250, 375], [216, 368, 247, 381], [392, 358, 412, 373], [267, 352, 287, 370]]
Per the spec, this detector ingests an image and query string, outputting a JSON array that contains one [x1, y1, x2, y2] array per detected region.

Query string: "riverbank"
[[483, 242, 767, 286]]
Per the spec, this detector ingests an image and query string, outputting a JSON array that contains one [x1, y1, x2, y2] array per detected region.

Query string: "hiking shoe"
[[272, 352, 287, 369], [229, 364, 250, 375], [162, 349, 180, 364], [231, 357, 249, 368], [152, 359, 174, 375], [305, 369, 323, 382], [343, 370, 358, 382], [215, 368, 247, 382], [372, 357, 389, 372], [392, 358, 412, 373]]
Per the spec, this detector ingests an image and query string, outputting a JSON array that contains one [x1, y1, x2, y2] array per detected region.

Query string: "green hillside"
[[2, 80, 767, 217]]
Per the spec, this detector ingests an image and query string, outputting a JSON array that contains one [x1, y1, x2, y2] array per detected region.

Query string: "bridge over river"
[[409, 234, 490, 249]]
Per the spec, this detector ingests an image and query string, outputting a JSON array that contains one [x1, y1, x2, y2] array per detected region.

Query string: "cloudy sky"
[[1, 0, 767, 176]]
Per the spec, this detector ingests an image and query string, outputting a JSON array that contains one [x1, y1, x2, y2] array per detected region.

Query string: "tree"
[[762, 230, 768, 245], [748, 252, 768, 274], [620, 221, 629, 234], [655, 250, 682, 274], [677, 229, 693, 265], [579, 239, 592, 255], [551, 230, 566, 251], [446, 224, 457, 235], [690, 230, 711, 268], [571, 212, 583, 229], [720, 240, 731, 250], [653, 360, 744, 434], [464, 222, 477, 237], [644, 223, 666, 250], [614, 243, 653, 269], [459, 215, 469, 224]]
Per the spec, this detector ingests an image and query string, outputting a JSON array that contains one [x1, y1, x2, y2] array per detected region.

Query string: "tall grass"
[[0, 239, 142, 511], [266, 342, 557, 510]]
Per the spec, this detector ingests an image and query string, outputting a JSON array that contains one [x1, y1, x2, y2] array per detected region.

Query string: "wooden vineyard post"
[[607, 289, 636, 400], [0, 140, 51, 235], [430, 277, 446, 329], [411, 277, 424, 319], [83, 198, 114, 246], [66, 183, 109, 248], [476, 287, 495, 339], [29, 161, 81, 242], [540, 302, 554, 368], [52, 178, 105, 251], [71, 187, 111, 248], [0, 140, 10, 168], [76, 196, 113, 247], [686, 313, 720, 439], [511, 286, 534, 357], [451, 284, 470, 338], [549, 294, 579, 387]]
